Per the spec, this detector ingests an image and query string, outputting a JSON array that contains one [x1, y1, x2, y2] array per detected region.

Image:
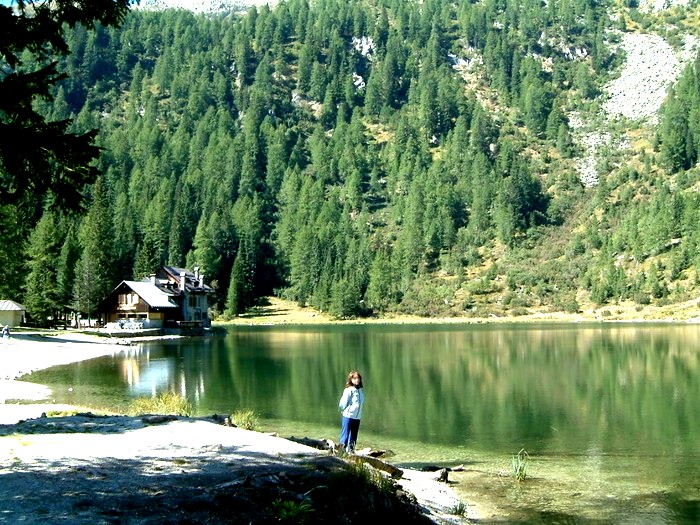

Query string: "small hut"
[[0, 300, 26, 327]]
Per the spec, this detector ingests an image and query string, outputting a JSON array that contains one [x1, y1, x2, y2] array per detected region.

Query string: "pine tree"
[[660, 88, 691, 173], [365, 247, 395, 313], [0, 0, 130, 212], [73, 177, 115, 321], [24, 212, 62, 324], [225, 241, 253, 317], [0, 205, 27, 300], [56, 224, 80, 315]]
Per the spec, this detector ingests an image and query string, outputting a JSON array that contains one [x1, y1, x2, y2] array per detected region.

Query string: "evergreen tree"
[[0, 0, 130, 211], [24, 212, 62, 324], [660, 86, 692, 173], [365, 246, 395, 313], [225, 241, 253, 317], [0, 205, 27, 300], [56, 224, 81, 315], [73, 178, 115, 321]]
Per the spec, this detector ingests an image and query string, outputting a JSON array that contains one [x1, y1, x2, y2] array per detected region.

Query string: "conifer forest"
[[3, 0, 700, 323]]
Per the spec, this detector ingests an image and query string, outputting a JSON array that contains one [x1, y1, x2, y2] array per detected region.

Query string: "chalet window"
[[189, 295, 197, 308], [118, 294, 126, 305]]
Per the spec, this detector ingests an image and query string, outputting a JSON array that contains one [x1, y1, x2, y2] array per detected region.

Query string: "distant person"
[[338, 370, 365, 453], [2, 325, 9, 339]]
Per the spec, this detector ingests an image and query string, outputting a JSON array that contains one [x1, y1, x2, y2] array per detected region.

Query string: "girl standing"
[[338, 370, 364, 453]]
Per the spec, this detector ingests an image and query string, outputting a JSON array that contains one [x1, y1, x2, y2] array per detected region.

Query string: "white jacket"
[[338, 386, 364, 420]]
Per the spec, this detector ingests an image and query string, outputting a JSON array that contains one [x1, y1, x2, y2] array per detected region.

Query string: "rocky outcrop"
[[574, 29, 698, 186], [136, 0, 276, 14], [603, 32, 697, 123]]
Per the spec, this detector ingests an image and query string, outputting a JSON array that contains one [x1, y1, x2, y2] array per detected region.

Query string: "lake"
[[29, 323, 700, 523]]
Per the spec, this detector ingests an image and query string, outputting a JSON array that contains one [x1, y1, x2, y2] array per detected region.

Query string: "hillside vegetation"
[[4, 0, 700, 322]]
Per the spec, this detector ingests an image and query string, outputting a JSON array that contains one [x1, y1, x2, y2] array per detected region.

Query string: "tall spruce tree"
[[56, 224, 80, 316], [24, 211, 62, 324], [73, 177, 115, 321]]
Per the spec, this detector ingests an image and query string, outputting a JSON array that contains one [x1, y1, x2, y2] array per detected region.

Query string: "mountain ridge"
[[135, 0, 275, 14], [6, 0, 700, 322]]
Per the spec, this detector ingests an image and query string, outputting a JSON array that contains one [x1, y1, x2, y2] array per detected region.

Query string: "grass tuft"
[[271, 498, 314, 524], [340, 460, 397, 496], [230, 409, 261, 431], [128, 392, 192, 416]]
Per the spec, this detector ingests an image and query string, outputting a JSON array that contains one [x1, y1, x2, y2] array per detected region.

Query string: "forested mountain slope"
[[4, 0, 700, 323]]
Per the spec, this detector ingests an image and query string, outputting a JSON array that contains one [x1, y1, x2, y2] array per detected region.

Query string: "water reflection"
[[29, 323, 700, 522], [38, 324, 700, 455]]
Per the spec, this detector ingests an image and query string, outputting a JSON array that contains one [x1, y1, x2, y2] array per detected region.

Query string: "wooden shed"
[[0, 300, 26, 327]]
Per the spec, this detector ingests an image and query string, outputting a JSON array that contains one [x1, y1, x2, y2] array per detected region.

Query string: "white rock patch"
[[603, 32, 695, 122]]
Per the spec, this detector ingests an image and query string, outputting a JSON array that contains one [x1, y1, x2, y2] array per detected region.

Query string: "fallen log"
[[350, 453, 403, 479], [286, 436, 335, 451]]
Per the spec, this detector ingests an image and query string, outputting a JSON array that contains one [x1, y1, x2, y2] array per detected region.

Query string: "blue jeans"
[[339, 416, 361, 450]]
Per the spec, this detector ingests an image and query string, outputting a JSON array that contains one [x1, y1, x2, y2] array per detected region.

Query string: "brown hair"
[[345, 370, 363, 388]]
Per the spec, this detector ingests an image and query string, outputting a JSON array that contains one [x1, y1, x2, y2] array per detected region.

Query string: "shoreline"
[[218, 296, 700, 326], [0, 332, 129, 407], [0, 330, 471, 523], [0, 332, 127, 381]]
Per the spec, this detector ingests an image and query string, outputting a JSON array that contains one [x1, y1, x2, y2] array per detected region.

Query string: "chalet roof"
[[159, 266, 213, 293], [0, 300, 26, 311], [123, 281, 178, 308]]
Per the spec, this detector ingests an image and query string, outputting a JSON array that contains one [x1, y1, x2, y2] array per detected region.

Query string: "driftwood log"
[[285, 437, 403, 478], [350, 453, 404, 479], [287, 436, 335, 451]]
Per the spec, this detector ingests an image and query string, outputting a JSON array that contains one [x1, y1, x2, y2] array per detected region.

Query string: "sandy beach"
[[0, 330, 469, 523]]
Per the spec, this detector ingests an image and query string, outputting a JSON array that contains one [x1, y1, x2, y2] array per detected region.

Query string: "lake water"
[[29, 323, 700, 523]]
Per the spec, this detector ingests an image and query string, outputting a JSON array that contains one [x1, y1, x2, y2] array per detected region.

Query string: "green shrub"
[[466, 278, 494, 295], [560, 294, 580, 313]]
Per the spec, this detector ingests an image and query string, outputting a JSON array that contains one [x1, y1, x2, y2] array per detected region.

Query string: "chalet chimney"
[[179, 271, 186, 291], [194, 266, 200, 280], [199, 273, 205, 288], [150, 274, 156, 286]]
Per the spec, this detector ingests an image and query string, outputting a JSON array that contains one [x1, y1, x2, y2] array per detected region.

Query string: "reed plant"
[[450, 500, 468, 517], [511, 448, 530, 482]]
